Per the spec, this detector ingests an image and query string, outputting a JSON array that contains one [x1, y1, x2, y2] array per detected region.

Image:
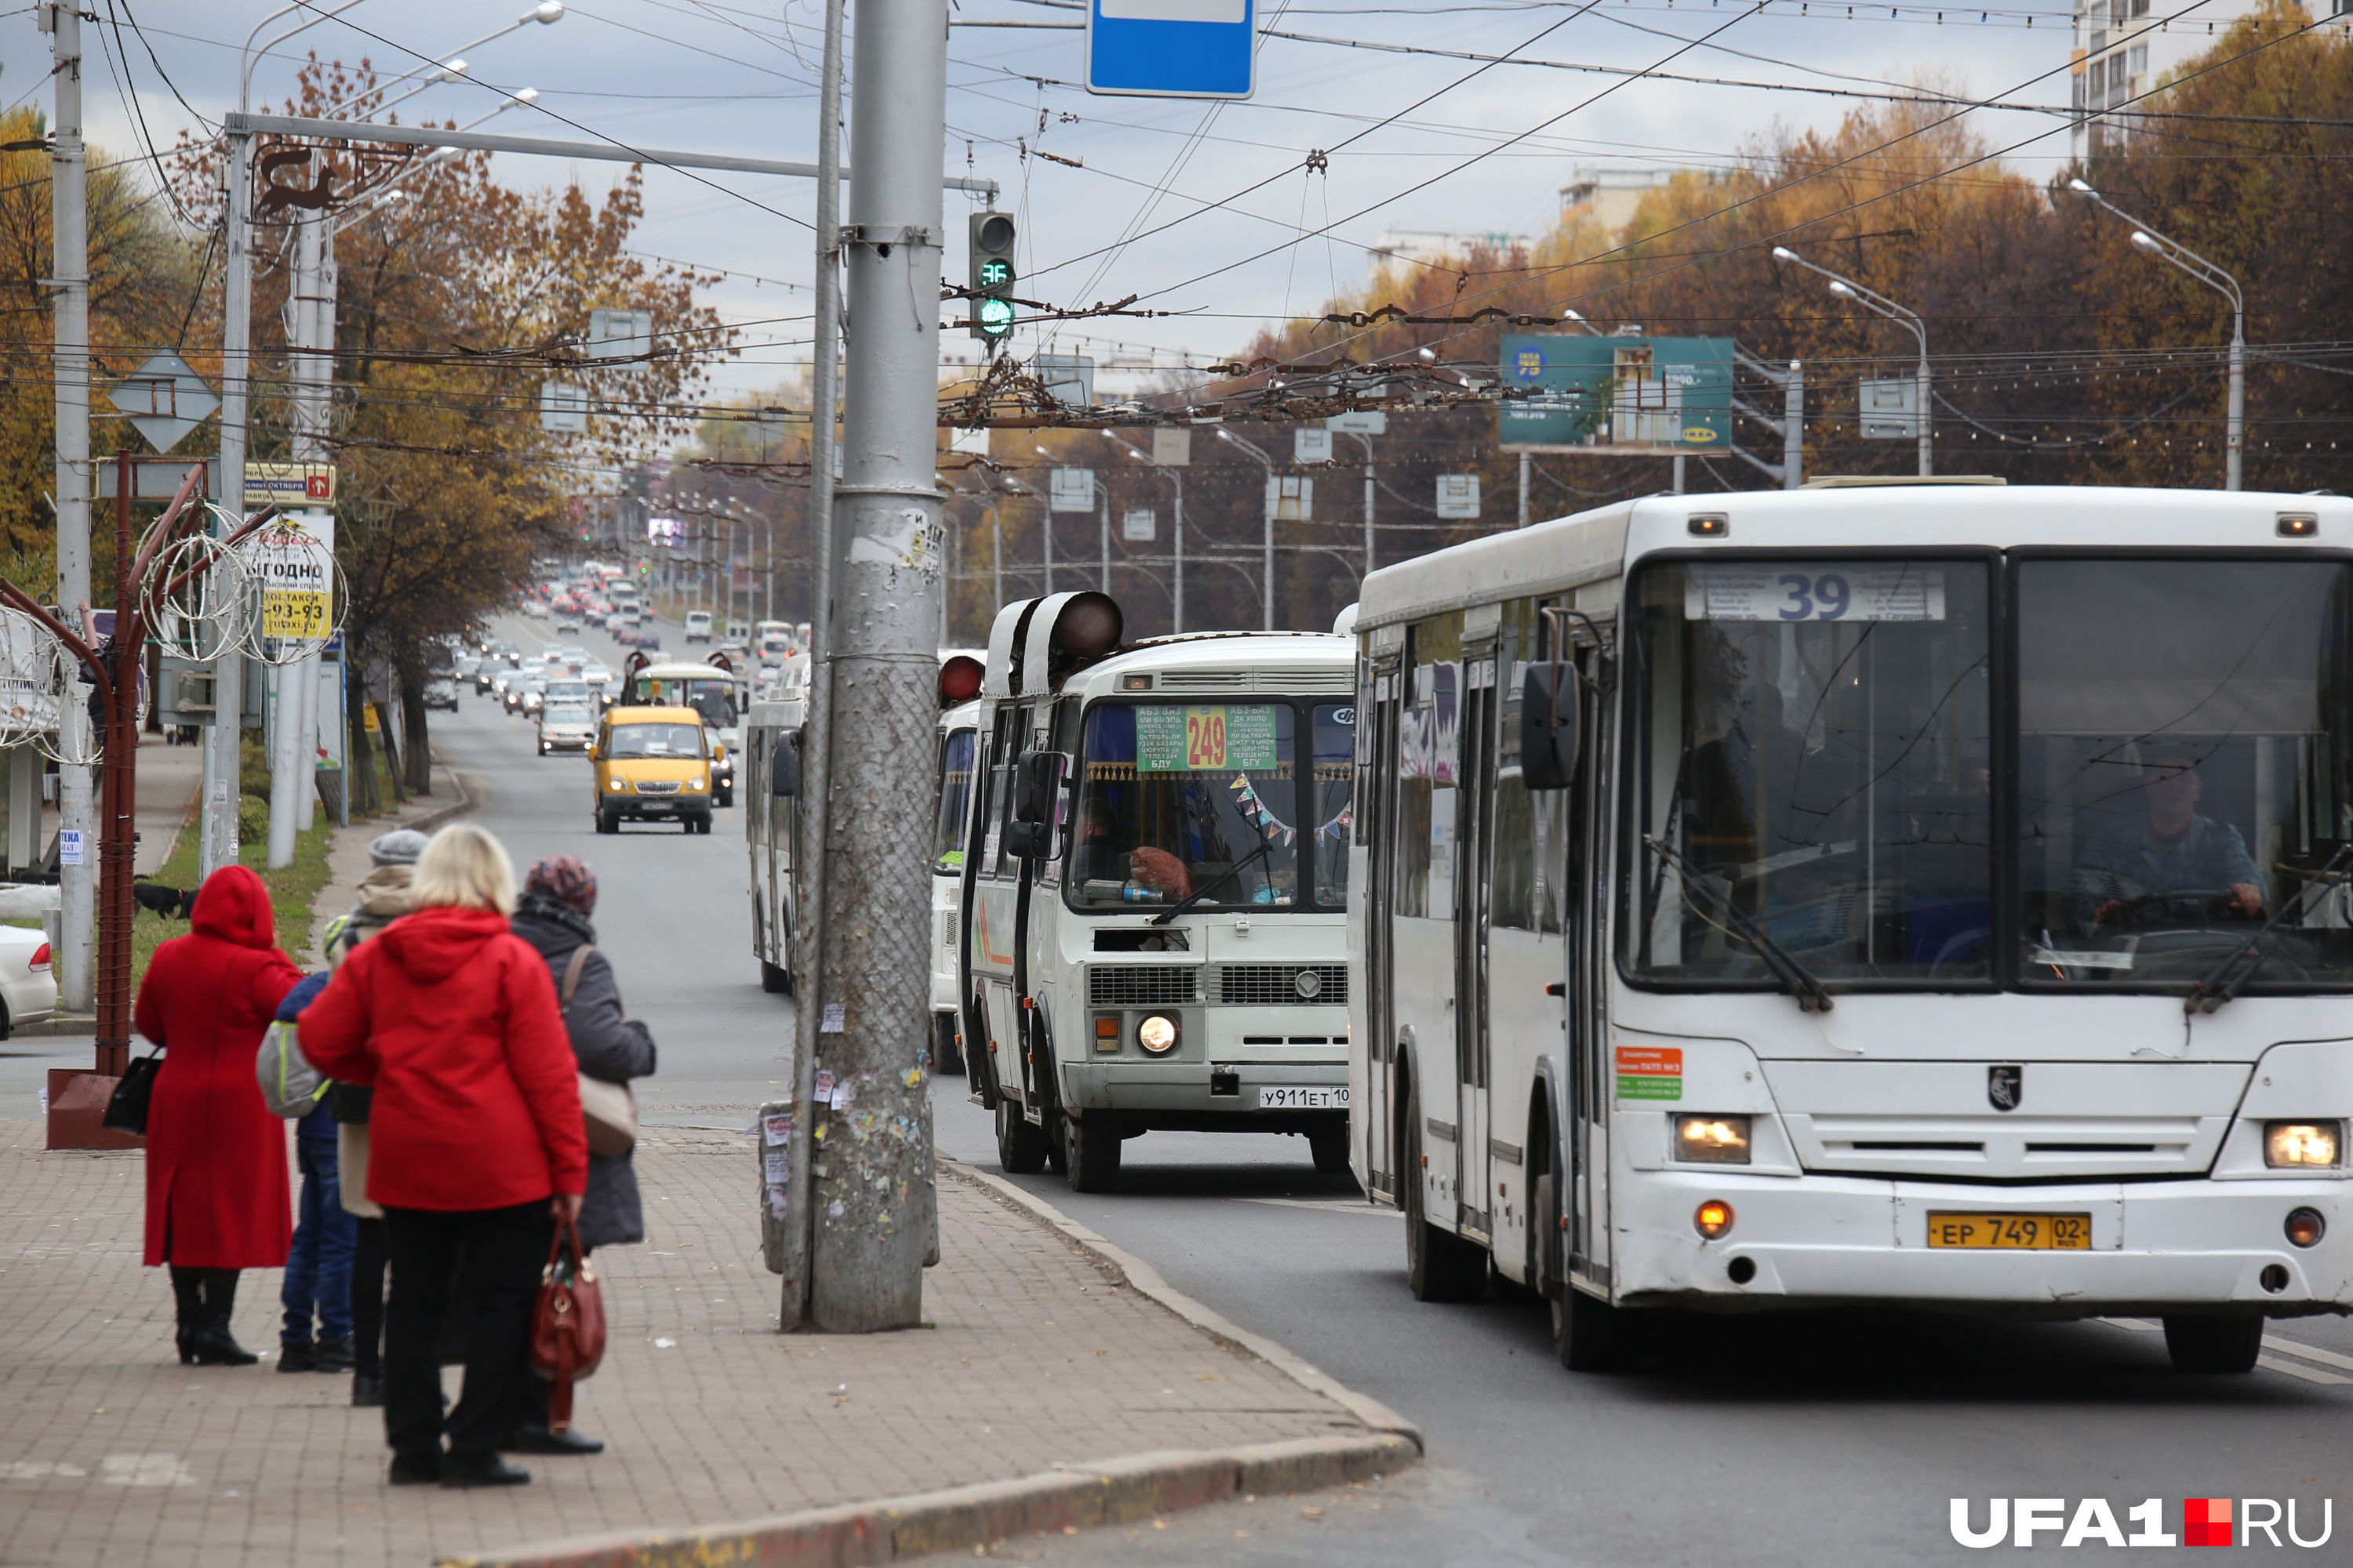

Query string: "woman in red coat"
[[136, 864, 304, 1366], [300, 824, 586, 1490]]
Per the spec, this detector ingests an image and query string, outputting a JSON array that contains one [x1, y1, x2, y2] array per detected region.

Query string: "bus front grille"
[[1217, 964, 1348, 1006], [1087, 966, 1198, 1007]]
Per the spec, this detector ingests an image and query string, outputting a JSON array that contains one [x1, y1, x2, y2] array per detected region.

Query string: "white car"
[[538, 702, 596, 755], [0, 926, 56, 1038], [523, 601, 551, 619]]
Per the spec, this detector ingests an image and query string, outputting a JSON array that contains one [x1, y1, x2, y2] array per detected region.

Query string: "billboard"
[[1498, 333, 1735, 453]]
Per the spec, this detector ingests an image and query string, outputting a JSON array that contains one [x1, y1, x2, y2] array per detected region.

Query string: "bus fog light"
[[1137, 1015, 1178, 1055], [1675, 1115, 1751, 1165], [2286, 1207, 2326, 1249], [2265, 1122, 2340, 1169], [1693, 1199, 1735, 1240]]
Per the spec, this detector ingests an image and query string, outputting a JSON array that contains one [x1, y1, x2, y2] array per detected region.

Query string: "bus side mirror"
[[1520, 664, 1580, 791], [770, 731, 802, 797], [1006, 750, 1067, 860]]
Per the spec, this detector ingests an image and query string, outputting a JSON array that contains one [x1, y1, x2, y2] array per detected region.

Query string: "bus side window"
[[980, 710, 1019, 878], [1493, 674, 1538, 931]]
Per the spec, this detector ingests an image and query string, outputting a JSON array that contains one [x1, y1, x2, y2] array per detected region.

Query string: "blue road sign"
[[1087, 0, 1256, 99]]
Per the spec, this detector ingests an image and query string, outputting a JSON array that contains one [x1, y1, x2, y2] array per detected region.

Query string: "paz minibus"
[[930, 654, 987, 1075], [958, 593, 1358, 1192], [1349, 479, 2353, 1374]]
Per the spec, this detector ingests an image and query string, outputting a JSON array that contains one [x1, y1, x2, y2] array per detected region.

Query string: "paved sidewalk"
[[0, 1121, 1373, 1567]]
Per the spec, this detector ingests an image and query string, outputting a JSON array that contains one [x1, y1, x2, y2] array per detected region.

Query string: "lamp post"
[[1216, 427, 1277, 631], [1100, 431, 1185, 632], [1341, 431, 1376, 582], [1032, 446, 1060, 594], [2069, 178, 2245, 490], [1773, 246, 1931, 477]]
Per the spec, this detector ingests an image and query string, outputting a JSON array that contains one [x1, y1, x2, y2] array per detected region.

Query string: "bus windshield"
[[2017, 558, 2353, 989], [1627, 558, 1994, 985], [1069, 701, 1307, 911], [934, 728, 976, 873], [635, 675, 737, 728]]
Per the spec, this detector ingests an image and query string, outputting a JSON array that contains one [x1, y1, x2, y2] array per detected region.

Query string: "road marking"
[[2260, 1334, 2353, 1374], [2257, 1353, 2350, 1386]]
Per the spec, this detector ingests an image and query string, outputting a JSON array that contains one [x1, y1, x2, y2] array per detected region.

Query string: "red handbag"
[[529, 1211, 607, 1435]]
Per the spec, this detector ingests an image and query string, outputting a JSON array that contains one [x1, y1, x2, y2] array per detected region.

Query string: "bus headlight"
[[1675, 1115, 1751, 1165], [1137, 1015, 1178, 1055], [2266, 1122, 2341, 1169]]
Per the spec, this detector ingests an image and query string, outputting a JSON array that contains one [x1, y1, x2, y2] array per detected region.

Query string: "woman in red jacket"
[[136, 864, 304, 1366], [300, 824, 586, 1490]]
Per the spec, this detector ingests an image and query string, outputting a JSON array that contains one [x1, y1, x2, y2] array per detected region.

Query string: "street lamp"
[[1101, 430, 1186, 633], [2070, 177, 2246, 490], [1216, 427, 1278, 631], [1031, 446, 1060, 593], [1774, 245, 1932, 477]]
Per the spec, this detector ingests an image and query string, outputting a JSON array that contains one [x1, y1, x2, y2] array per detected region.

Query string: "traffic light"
[[969, 209, 1017, 346]]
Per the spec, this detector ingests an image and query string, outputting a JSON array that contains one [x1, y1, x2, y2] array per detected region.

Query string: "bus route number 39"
[[1776, 573, 1853, 620]]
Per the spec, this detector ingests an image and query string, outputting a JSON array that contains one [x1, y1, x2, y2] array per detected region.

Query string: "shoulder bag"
[[528, 1209, 606, 1435], [102, 1045, 162, 1135], [561, 944, 638, 1156]]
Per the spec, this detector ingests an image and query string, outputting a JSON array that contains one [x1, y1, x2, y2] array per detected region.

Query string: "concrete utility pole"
[[780, 0, 846, 1332], [43, 2, 93, 1013], [1517, 450, 1530, 528], [799, 0, 947, 1333]]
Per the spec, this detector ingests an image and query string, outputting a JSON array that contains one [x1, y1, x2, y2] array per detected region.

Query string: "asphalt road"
[[449, 612, 2353, 1567]]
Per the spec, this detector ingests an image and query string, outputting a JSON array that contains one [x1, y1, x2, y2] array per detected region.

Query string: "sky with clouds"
[[2, 0, 2125, 416]]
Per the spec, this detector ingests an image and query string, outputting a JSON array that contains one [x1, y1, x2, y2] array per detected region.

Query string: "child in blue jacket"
[[275, 962, 356, 1371]]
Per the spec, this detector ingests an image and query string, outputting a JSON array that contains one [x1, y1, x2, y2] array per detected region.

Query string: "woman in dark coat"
[[136, 864, 305, 1365], [506, 854, 655, 1456]]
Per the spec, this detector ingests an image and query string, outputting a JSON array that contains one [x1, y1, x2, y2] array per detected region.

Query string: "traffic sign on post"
[[245, 462, 336, 508], [1049, 468, 1096, 512], [109, 352, 220, 454], [1087, 0, 1257, 98]]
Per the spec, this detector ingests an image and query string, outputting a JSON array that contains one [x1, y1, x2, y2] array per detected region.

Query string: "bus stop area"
[[0, 1116, 1408, 1568]]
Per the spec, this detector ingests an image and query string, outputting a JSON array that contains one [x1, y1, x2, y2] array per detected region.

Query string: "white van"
[[684, 609, 714, 645]]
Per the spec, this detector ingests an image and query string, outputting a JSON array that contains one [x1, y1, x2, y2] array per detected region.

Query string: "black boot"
[[190, 1269, 256, 1366], [169, 1267, 205, 1366], [312, 1337, 354, 1373], [278, 1341, 318, 1373]]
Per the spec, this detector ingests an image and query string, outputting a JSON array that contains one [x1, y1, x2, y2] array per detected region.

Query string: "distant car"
[[476, 659, 511, 697], [515, 677, 549, 715], [0, 926, 57, 1038], [424, 678, 459, 712], [453, 651, 480, 680], [524, 600, 551, 619], [558, 618, 581, 635], [538, 702, 595, 755], [581, 662, 612, 691]]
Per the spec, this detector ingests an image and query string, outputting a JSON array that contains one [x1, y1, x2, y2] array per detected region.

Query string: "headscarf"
[[524, 855, 598, 916]]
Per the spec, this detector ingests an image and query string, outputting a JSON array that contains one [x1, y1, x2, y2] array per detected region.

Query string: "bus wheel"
[[1308, 1125, 1350, 1176], [1404, 1089, 1486, 1303], [1537, 1172, 1627, 1372], [1042, 1108, 1069, 1175], [995, 1099, 1050, 1175], [759, 959, 792, 995], [1064, 1113, 1122, 1193], [931, 1014, 965, 1075], [2162, 1315, 2264, 1373]]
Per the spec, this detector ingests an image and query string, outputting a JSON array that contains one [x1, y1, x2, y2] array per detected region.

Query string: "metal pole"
[[2228, 315, 2245, 491], [1042, 489, 1053, 595], [1672, 453, 1686, 495], [782, 0, 846, 1333], [267, 216, 325, 870], [991, 497, 1002, 611], [45, 2, 93, 1013], [1517, 449, 1530, 529], [1784, 360, 1803, 489], [1262, 485, 1275, 631], [204, 129, 253, 880], [805, 0, 946, 1333], [1172, 472, 1184, 634], [1362, 444, 1375, 578], [1918, 339, 1933, 478], [1097, 479, 1109, 594]]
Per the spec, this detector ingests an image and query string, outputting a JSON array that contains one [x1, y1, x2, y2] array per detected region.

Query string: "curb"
[[439, 1432, 1415, 1568], [944, 1158, 1424, 1451]]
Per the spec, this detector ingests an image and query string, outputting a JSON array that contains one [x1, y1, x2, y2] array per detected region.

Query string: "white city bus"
[[958, 592, 1358, 1192], [1349, 479, 2353, 1374], [930, 655, 987, 1075]]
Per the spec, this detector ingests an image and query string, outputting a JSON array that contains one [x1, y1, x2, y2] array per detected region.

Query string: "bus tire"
[[1537, 1171, 1627, 1372], [995, 1098, 1050, 1175], [1042, 1107, 1069, 1175], [1405, 1087, 1486, 1303], [931, 1013, 965, 1075], [1308, 1125, 1350, 1175], [760, 959, 792, 995], [1064, 1112, 1122, 1192], [2162, 1314, 2264, 1373]]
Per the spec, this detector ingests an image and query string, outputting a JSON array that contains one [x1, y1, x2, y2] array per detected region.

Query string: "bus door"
[[972, 704, 1026, 1104], [1567, 642, 1612, 1284], [1455, 649, 1498, 1240], [1402, 627, 1463, 1229], [1016, 697, 1077, 1125], [1362, 660, 1402, 1199]]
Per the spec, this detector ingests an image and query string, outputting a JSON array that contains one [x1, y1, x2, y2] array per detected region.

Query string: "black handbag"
[[103, 1048, 162, 1135]]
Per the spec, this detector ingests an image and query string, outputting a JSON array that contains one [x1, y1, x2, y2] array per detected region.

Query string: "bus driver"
[[2074, 744, 2264, 926]]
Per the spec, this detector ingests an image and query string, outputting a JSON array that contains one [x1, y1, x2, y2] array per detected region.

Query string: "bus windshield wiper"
[[1151, 840, 1275, 926], [1643, 835, 1835, 1014], [2185, 842, 2353, 1014]]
